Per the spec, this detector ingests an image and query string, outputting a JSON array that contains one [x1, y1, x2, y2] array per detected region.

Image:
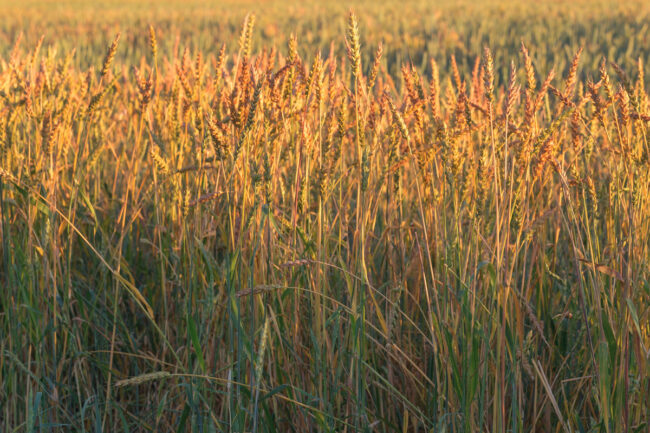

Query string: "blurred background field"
[[2, 0, 650, 79]]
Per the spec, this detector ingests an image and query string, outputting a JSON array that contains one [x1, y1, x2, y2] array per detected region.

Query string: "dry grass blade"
[[115, 371, 171, 388]]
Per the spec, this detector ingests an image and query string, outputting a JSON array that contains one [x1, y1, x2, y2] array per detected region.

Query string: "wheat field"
[[0, 1, 649, 432]]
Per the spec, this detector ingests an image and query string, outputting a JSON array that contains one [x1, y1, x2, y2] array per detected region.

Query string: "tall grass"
[[0, 7, 649, 432]]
